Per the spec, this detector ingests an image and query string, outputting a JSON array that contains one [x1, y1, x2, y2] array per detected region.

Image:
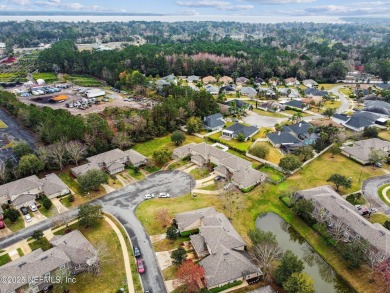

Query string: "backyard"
[[379, 130, 390, 141], [189, 167, 211, 180], [252, 141, 284, 165], [208, 131, 263, 152]]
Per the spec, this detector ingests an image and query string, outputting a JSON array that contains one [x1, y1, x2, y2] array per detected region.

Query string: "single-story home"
[[259, 101, 285, 112], [219, 76, 233, 85], [125, 149, 148, 167], [222, 123, 259, 141], [363, 100, 390, 116], [304, 88, 328, 97], [0, 230, 98, 293], [254, 77, 265, 86], [343, 111, 381, 131], [187, 75, 200, 83], [240, 87, 257, 97], [40, 174, 70, 199], [284, 77, 300, 86], [267, 131, 302, 148], [204, 84, 220, 95], [220, 85, 236, 93], [11, 194, 36, 209], [224, 99, 251, 109], [203, 76, 217, 84], [0, 175, 43, 204], [175, 207, 263, 289], [302, 79, 318, 88], [283, 100, 309, 111], [203, 113, 225, 131], [236, 77, 249, 85], [341, 138, 390, 165]]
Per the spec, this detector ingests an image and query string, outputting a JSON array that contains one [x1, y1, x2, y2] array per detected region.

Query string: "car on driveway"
[[144, 193, 155, 200], [158, 192, 170, 198], [25, 214, 32, 223], [0, 219, 5, 229], [137, 259, 145, 274], [214, 175, 223, 181], [29, 203, 38, 212], [20, 207, 29, 215], [134, 246, 141, 258]]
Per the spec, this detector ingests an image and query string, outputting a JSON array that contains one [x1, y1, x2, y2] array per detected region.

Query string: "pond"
[[256, 213, 354, 293]]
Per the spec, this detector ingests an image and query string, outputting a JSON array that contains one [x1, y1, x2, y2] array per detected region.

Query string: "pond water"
[[256, 213, 354, 293]]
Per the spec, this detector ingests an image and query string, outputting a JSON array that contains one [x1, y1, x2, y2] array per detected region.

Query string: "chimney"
[[299, 123, 302, 127]]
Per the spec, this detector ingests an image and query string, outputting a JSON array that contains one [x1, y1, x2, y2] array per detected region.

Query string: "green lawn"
[[379, 131, 390, 141], [318, 83, 337, 90], [17, 248, 24, 257], [153, 237, 190, 252], [28, 237, 52, 251], [133, 133, 203, 157], [323, 100, 342, 110], [58, 171, 83, 194], [340, 88, 353, 96], [209, 132, 256, 152], [0, 253, 11, 266], [189, 167, 211, 180], [4, 217, 25, 232], [32, 72, 58, 83], [369, 213, 390, 225], [284, 110, 311, 117], [0, 119, 8, 128], [162, 265, 178, 280], [252, 141, 284, 165], [67, 75, 101, 86], [259, 165, 285, 181], [378, 184, 390, 207], [168, 158, 191, 170], [127, 168, 145, 180], [199, 183, 218, 191], [252, 108, 287, 118]]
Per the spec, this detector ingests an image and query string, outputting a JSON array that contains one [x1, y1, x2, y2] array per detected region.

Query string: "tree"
[[77, 169, 109, 193], [363, 126, 379, 138], [4, 208, 20, 222], [236, 133, 246, 142], [248, 228, 282, 280], [329, 144, 341, 158], [12, 140, 33, 158], [384, 220, 390, 231], [283, 272, 315, 293], [377, 59, 390, 83], [279, 155, 302, 172], [292, 146, 314, 162], [327, 174, 352, 191], [175, 260, 205, 293], [166, 226, 178, 240], [274, 250, 305, 285], [153, 149, 172, 166], [323, 108, 335, 119], [171, 131, 186, 146], [78, 203, 103, 228], [368, 149, 387, 166], [17, 154, 44, 176], [43, 197, 53, 210], [186, 116, 203, 134], [32, 230, 44, 241], [65, 140, 86, 165], [293, 199, 316, 226], [220, 189, 242, 220], [171, 246, 187, 265], [374, 259, 390, 293], [249, 144, 269, 159], [340, 238, 369, 269], [154, 208, 173, 228], [112, 132, 132, 149], [47, 140, 67, 170]]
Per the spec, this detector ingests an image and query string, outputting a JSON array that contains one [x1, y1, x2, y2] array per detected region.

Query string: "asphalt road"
[[0, 170, 195, 293], [362, 174, 390, 215], [242, 110, 287, 127], [330, 85, 351, 114]]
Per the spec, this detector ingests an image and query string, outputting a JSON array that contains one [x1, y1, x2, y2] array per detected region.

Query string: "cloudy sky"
[[0, 0, 389, 17]]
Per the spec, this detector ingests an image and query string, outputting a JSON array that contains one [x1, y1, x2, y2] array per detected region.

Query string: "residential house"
[[295, 185, 390, 261], [162, 74, 176, 83], [156, 79, 171, 87], [187, 75, 200, 83], [284, 100, 309, 111], [175, 207, 263, 289], [221, 85, 236, 94], [219, 76, 233, 85], [341, 138, 390, 165], [204, 84, 220, 95], [304, 88, 328, 97], [11, 194, 36, 209], [240, 87, 257, 97], [362, 94, 382, 101], [344, 111, 381, 131], [278, 88, 299, 99], [222, 123, 259, 141], [284, 77, 300, 86], [363, 100, 390, 117], [175, 143, 266, 189], [0, 175, 43, 204], [376, 83, 390, 91], [71, 148, 147, 177], [40, 174, 70, 199], [302, 79, 318, 88], [258, 87, 276, 98], [254, 78, 265, 86], [203, 113, 225, 131], [203, 76, 217, 84], [224, 99, 251, 110], [236, 77, 249, 85], [0, 230, 98, 293], [259, 101, 285, 112], [267, 131, 302, 148], [332, 113, 350, 126]]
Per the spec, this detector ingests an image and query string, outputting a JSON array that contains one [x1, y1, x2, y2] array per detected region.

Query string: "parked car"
[[25, 214, 32, 223], [214, 175, 223, 181], [158, 192, 170, 198], [375, 162, 382, 168], [29, 203, 38, 212], [137, 259, 145, 274], [20, 206, 29, 215], [0, 219, 5, 229], [354, 205, 362, 210], [134, 246, 141, 258], [369, 208, 378, 213], [144, 290, 151, 293], [144, 193, 155, 200]]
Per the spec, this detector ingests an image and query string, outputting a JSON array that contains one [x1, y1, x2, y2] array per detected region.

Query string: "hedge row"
[[209, 281, 243, 293]]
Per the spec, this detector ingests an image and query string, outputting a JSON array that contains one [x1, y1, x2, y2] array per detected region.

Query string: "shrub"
[[249, 144, 269, 159], [4, 208, 20, 222], [166, 226, 178, 240], [68, 194, 75, 202], [43, 197, 52, 210]]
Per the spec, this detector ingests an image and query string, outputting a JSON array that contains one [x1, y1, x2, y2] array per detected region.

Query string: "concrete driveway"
[[0, 170, 195, 293], [24, 211, 47, 228], [242, 110, 287, 128]]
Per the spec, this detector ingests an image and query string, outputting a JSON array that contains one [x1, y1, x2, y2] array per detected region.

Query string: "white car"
[[159, 192, 170, 198], [144, 193, 155, 200], [29, 203, 38, 212], [25, 214, 32, 223], [369, 208, 378, 213]]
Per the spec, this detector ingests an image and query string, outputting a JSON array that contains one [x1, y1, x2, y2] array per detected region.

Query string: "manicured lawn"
[[168, 158, 191, 170], [4, 217, 24, 232], [379, 131, 390, 141], [66, 221, 128, 293], [162, 265, 178, 280], [378, 183, 390, 207], [286, 152, 384, 194], [209, 132, 255, 152], [58, 171, 106, 199], [58, 171, 82, 194], [0, 253, 11, 266], [323, 100, 342, 110], [153, 237, 190, 252], [17, 248, 24, 257], [199, 183, 218, 191], [253, 141, 284, 165], [368, 213, 390, 225], [133, 133, 203, 157], [340, 88, 353, 96], [259, 165, 285, 181], [189, 167, 210, 180], [252, 108, 287, 118], [284, 110, 311, 117], [0, 119, 7, 128], [38, 205, 54, 218], [28, 237, 52, 251], [126, 168, 145, 180]]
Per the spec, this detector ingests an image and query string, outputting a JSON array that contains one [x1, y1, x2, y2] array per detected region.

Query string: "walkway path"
[[104, 216, 135, 293], [192, 189, 222, 195], [51, 198, 68, 214], [102, 184, 116, 193], [382, 186, 390, 205]]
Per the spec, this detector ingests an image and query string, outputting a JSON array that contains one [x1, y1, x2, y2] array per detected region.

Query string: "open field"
[[379, 131, 390, 141], [32, 72, 58, 83], [133, 133, 203, 157], [67, 75, 102, 87]]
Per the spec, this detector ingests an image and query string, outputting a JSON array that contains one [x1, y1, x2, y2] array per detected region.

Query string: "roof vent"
[[41, 256, 48, 261], [223, 252, 229, 256], [18, 262, 26, 268]]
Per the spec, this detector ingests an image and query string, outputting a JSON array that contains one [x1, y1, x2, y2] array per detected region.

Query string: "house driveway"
[[25, 211, 47, 228], [242, 111, 287, 128], [0, 227, 12, 238], [51, 198, 68, 214]]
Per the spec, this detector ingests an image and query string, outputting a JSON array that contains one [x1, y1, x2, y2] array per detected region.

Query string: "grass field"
[[318, 83, 338, 90], [284, 110, 311, 117], [252, 141, 284, 165], [340, 88, 353, 96], [323, 100, 342, 110], [66, 221, 128, 293], [0, 119, 7, 128], [379, 131, 390, 141], [4, 217, 25, 232], [32, 72, 58, 83], [67, 75, 101, 87], [259, 165, 285, 181], [162, 265, 178, 280], [0, 73, 24, 83], [189, 167, 211, 180], [133, 133, 203, 157]]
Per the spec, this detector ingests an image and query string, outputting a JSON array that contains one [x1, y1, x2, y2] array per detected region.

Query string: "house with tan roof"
[[0, 230, 98, 293], [219, 76, 233, 85], [174, 207, 262, 289], [284, 77, 299, 86], [175, 143, 266, 190], [295, 185, 390, 261], [203, 76, 217, 84]]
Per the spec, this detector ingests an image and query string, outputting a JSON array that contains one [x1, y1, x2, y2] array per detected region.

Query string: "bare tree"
[[154, 208, 173, 228], [37, 146, 50, 168], [87, 241, 114, 275], [188, 100, 196, 114], [220, 188, 243, 220], [52, 211, 74, 229], [112, 132, 132, 150], [0, 160, 8, 183], [47, 139, 67, 170], [330, 220, 348, 243], [65, 140, 87, 166], [366, 250, 386, 270]]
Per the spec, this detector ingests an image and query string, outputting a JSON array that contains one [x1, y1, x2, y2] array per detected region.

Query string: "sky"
[[0, 0, 389, 17]]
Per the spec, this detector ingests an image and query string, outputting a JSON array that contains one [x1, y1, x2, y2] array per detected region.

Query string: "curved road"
[[330, 85, 352, 114], [0, 170, 196, 293], [362, 173, 390, 215]]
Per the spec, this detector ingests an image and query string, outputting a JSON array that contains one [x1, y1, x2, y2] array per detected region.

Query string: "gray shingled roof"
[[341, 138, 390, 163], [40, 173, 69, 197], [284, 100, 306, 109], [0, 175, 42, 198], [232, 166, 266, 189], [267, 132, 301, 145], [345, 111, 379, 129], [224, 123, 259, 139], [71, 162, 100, 177], [87, 148, 128, 165], [125, 149, 147, 165], [296, 185, 390, 257], [203, 113, 224, 129], [173, 143, 196, 159], [11, 194, 36, 207], [175, 207, 217, 232]]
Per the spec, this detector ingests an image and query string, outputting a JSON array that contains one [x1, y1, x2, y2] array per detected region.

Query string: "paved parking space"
[[242, 110, 287, 127], [24, 211, 47, 228], [0, 227, 13, 238], [51, 198, 68, 214]]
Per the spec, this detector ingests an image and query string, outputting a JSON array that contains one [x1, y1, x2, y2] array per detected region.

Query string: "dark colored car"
[[0, 219, 5, 229], [134, 246, 141, 258], [20, 206, 29, 215], [214, 175, 223, 181]]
